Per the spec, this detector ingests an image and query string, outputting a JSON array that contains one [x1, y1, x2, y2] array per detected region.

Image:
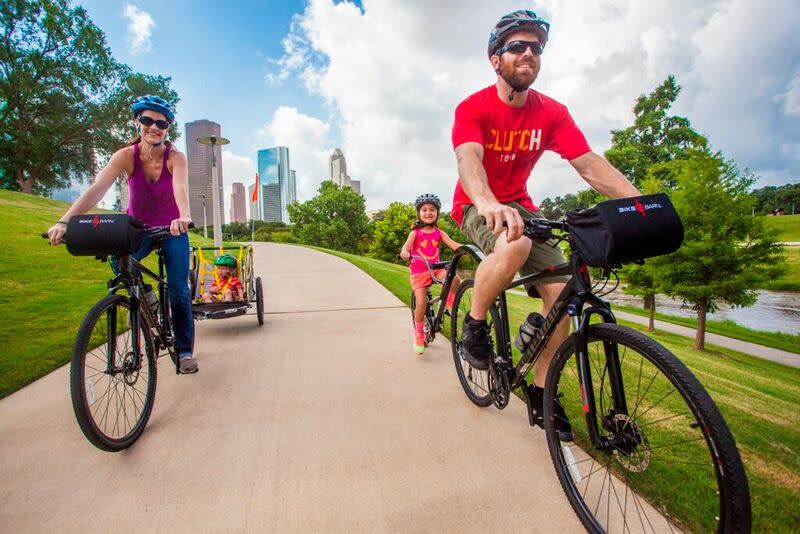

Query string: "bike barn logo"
[[77, 215, 117, 227], [618, 199, 662, 218]]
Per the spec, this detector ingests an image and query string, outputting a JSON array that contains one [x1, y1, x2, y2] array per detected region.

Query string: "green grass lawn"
[[318, 246, 800, 533], [765, 213, 800, 242], [0, 189, 238, 398]]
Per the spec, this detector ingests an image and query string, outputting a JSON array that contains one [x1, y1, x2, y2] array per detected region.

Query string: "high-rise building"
[[230, 182, 247, 223], [185, 119, 224, 226], [253, 146, 296, 224], [328, 148, 361, 194]]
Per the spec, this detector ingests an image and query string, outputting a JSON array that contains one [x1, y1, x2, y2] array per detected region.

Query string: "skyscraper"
[[254, 146, 296, 224], [328, 148, 361, 194], [185, 119, 225, 225], [230, 182, 246, 223]]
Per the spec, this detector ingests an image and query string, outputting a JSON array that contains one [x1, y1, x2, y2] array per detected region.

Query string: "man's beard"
[[499, 59, 539, 92]]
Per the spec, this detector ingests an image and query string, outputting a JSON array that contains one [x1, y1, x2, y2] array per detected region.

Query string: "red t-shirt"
[[212, 276, 243, 297], [451, 86, 591, 224]]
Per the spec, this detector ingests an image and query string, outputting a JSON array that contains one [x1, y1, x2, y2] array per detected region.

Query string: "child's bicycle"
[[406, 255, 456, 348], [44, 215, 192, 451], [447, 194, 750, 533]]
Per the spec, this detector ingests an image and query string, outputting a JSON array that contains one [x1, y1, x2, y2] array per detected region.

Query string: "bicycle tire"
[[450, 279, 497, 407], [544, 323, 750, 533], [256, 276, 264, 326], [70, 294, 157, 451]]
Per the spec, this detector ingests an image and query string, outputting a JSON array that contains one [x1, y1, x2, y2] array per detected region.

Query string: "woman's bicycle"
[[447, 195, 751, 533], [407, 255, 456, 347], [44, 216, 189, 451]]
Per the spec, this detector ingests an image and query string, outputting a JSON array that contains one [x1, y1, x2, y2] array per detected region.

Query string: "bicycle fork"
[[568, 304, 629, 452]]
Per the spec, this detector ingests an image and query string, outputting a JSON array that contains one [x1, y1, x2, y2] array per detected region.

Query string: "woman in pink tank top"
[[400, 194, 463, 355], [47, 95, 198, 374]]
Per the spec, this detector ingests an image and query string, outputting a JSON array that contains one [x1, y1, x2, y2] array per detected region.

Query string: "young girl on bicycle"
[[400, 194, 462, 354]]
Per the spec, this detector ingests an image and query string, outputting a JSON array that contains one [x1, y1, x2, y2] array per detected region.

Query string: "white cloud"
[[123, 4, 155, 54], [271, 0, 800, 210], [257, 106, 333, 202]]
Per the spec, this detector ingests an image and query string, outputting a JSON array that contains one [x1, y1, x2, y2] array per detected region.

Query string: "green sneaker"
[[413, 334, 426, 354]]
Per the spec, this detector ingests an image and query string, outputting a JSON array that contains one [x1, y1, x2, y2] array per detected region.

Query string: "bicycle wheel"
[[70, 294, 158, 451], [544, 323, 750, 533], [410, 291, 432, 346], [450, 279, 499, 407], [256, 276, 264, 326]]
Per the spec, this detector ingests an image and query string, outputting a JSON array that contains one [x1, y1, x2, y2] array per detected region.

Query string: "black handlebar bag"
[[565, 193, 684, 268], [66, 214, 145, 257]]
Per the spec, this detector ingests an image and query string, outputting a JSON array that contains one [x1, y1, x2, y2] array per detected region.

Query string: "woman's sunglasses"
[[497, 40, 544, 56], [138, 115, 170, 130]]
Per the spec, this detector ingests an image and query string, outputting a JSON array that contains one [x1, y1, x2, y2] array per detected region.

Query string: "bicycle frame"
[[107, 243, 179, 374], [448, 241, 629, 452]]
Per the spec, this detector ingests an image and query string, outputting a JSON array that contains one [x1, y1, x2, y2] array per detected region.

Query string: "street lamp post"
[[196, 135, 230, 248], [202, 194, 208, 238]]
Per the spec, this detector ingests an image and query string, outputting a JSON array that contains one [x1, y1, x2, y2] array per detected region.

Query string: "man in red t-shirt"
[[453, 10, 639, 439]]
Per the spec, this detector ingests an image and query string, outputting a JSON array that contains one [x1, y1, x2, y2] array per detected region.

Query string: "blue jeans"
[[112, 230, 194, 357]]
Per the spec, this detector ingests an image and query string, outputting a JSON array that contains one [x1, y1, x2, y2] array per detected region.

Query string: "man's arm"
[[455, 142, 524, 240], [569, 152, 640, 199]]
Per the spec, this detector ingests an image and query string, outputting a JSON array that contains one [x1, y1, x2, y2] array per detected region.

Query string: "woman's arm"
[[170, 151, 192, 235], [399, 230, 416, 261], [439, 229, 462, 251], [47, 148, 132, 245]]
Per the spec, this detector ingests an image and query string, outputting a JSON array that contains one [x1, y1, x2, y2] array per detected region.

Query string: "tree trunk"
[[16, 169, 34, 193], [695, 299, 707, 351], [645, 294, 655, 332]]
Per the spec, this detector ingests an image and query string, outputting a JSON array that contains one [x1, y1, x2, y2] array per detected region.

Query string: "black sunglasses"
[[497, 40, 544, 56], [138, 115, 170, 130]]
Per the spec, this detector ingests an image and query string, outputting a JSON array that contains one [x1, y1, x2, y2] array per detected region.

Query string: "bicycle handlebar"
[[41, 223, 195, 241]]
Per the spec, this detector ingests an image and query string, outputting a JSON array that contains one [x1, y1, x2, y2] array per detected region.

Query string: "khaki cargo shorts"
[[461, 202, 571, 297]]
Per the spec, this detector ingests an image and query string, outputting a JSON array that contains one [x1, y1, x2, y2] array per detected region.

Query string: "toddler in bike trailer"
[[400, 194, 462, 354], [201, 253, 244, 303]]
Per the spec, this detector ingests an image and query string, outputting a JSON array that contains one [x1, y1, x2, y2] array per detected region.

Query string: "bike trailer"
[[565, 193, 684, 268], [65, 214, 144, 256]]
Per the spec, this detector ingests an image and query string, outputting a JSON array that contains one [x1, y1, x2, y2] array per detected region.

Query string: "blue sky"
[[79, 1, 800, 219]]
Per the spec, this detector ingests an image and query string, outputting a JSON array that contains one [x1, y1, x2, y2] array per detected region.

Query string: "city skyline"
[[250, 146, 297, 224]]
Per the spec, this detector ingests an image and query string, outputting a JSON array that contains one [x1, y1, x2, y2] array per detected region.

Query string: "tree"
[[752, 182, 800, 215], [605, 75, 707, 190], [368, 201, 415, 263], [657, 150, 785, 350], [0, 0, 178, 194], [604, 75, 709, 323], [287, 181, 370, 254]]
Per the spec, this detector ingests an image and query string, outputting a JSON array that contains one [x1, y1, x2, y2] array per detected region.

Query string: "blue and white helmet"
[[414, 193, 441, 211], [487, 10, 550, 58], [131, 95, 176, 123]]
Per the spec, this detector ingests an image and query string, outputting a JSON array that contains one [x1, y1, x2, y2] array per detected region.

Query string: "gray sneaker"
[[179, 356, 198, 374]]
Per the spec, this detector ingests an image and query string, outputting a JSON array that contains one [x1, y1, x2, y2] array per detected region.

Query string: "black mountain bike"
[[448, 213, 751, 532], [407, 255, 455, 347], [46, 223, 186, 451]]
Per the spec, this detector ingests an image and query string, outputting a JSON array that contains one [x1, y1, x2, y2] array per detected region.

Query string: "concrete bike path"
[[0, 243, 581, 532]]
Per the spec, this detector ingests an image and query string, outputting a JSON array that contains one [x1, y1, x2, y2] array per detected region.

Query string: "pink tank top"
[[410, 227, 442, 274], [127, 143, 180, 227]]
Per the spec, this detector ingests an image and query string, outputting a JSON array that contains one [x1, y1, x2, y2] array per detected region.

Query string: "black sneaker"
[[460, 313, 493, 371], [530, 384, 574, 442]]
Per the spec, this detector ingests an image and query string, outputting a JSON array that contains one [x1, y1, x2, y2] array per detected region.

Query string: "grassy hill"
[[764, 213, 800, 242], [0, 189, 226, 398]]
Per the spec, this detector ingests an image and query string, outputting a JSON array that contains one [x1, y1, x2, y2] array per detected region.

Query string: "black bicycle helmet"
[[414, 193, 441, 211], [131, 95, 176, 123], [487, 9, 550, 58]]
